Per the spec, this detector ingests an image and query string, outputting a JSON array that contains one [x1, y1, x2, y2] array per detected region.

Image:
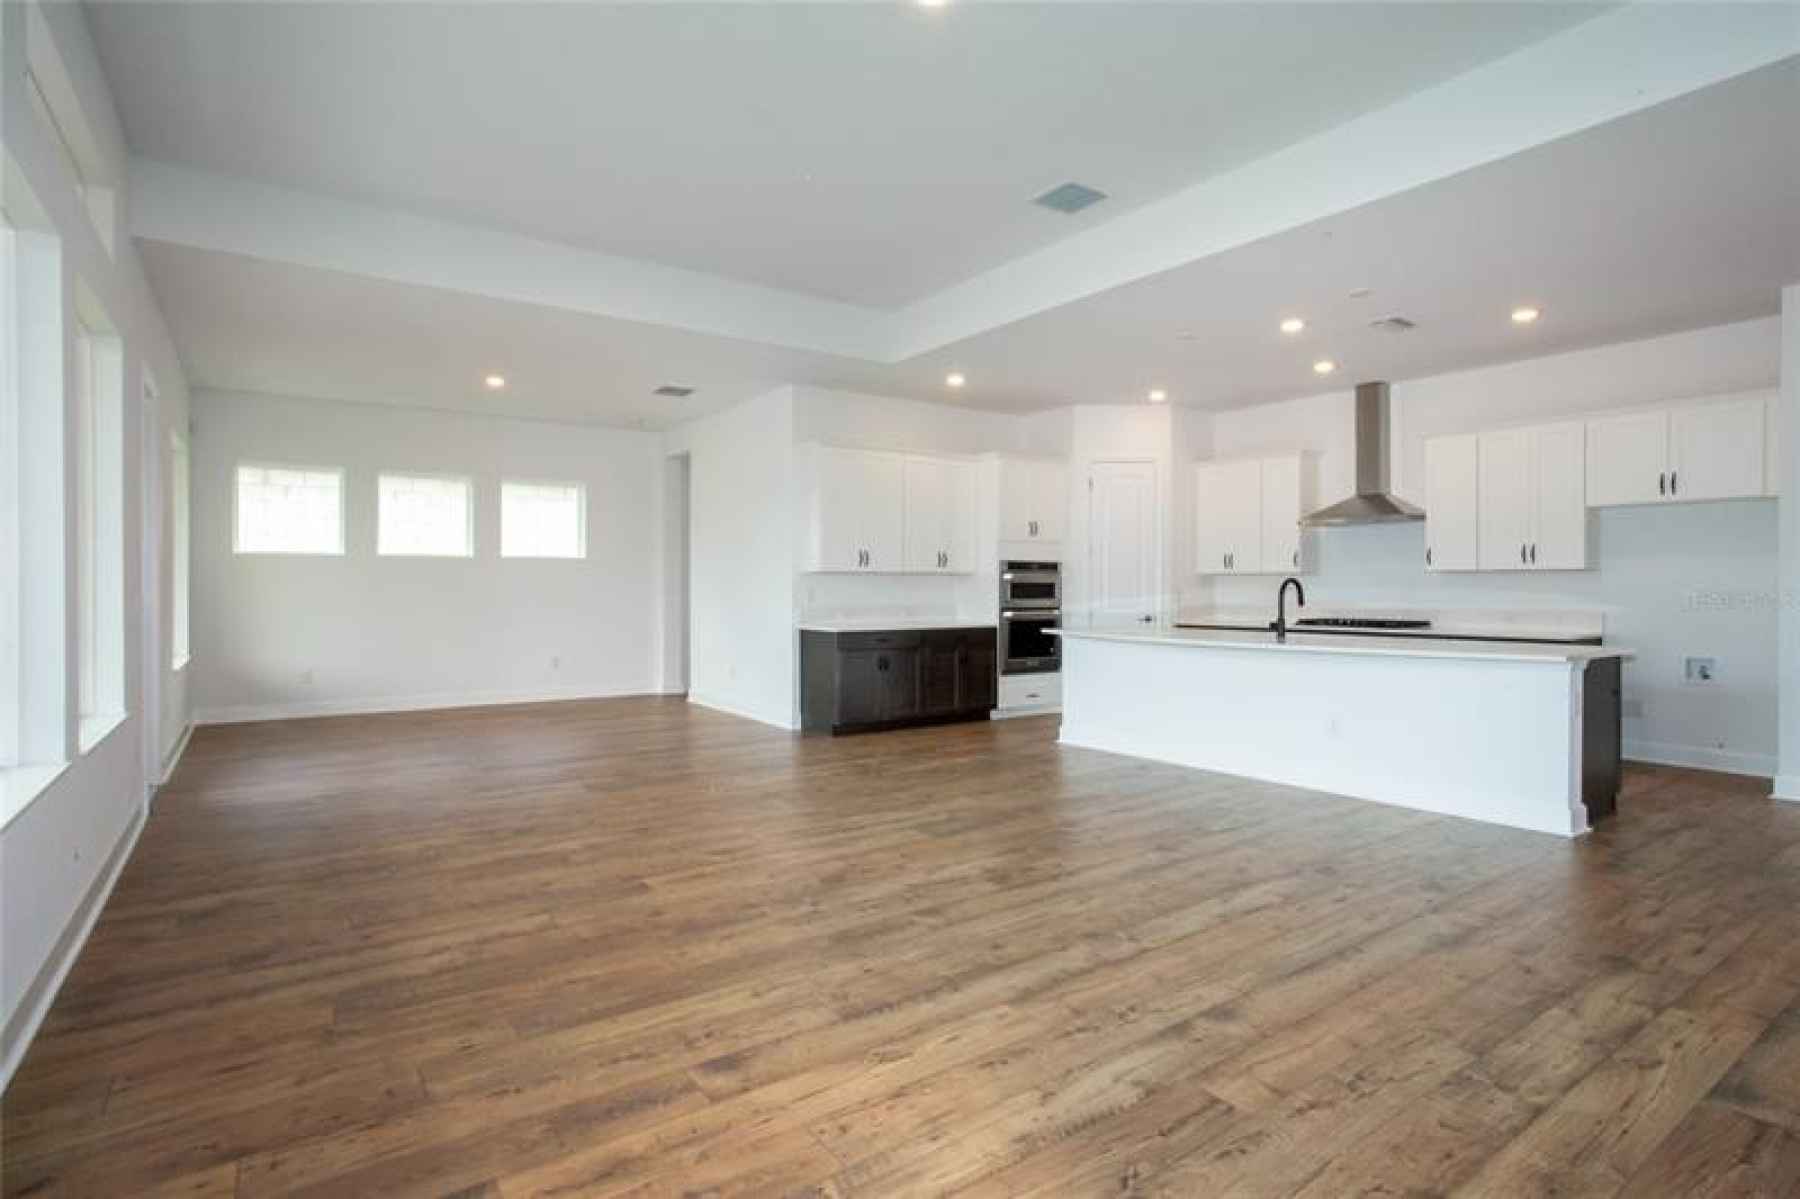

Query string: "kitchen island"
[[1052, 626, 1633, 837]]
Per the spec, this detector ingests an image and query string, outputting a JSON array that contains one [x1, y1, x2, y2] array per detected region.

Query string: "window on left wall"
[[74, 292, 126, 752]]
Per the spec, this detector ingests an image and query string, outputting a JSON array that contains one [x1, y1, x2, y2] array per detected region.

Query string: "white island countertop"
[[1052, 625, 1632, 665]]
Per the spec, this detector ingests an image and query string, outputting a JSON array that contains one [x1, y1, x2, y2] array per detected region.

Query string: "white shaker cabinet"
[[1259, 454, 1306, 575], [1477, 421, 1586, 572], [1669, 396, 1767, 501], [1423, 433, 1479, 571], [999, 458, 1066, 543], [805, 446, 905, 572], [1586, 395, 1768, 506], [902, 456, 976, 573], [1194, 456, 1308, 575]]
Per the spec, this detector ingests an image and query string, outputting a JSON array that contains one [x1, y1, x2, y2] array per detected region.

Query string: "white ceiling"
[[89, 1, 1605, 308], [137, 56, 1799, 427]]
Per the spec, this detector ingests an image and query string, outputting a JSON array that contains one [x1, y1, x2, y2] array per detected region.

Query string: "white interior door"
[[139, 383, 163, 793], [1088, 461, 1159, 627]]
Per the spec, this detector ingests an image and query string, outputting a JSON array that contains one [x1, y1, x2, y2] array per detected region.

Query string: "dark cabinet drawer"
[[837, 630, 922, 652]]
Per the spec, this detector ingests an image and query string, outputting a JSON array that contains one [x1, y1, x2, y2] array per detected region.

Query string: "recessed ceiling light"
[[1512, 306, 1541, 324], [1147, 389, 1168, 404], [1312, 359, 1337, 376], [653, 385, 695, 398], [1348, 287, 1374, 300], [916, 0, 948, 7], [945, 372, 966, 389], [1279, 317, 1306, 335], [483, 374, 506, 390]]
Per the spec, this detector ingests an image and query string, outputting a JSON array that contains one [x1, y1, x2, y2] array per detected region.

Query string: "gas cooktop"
[[1293, 617, 1433, 630]]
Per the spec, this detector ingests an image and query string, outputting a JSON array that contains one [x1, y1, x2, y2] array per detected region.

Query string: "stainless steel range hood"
[[1303, 381, 1424, 526]]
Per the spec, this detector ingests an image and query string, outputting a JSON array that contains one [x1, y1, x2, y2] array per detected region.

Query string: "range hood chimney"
[[1303, 381, 1424, 526]]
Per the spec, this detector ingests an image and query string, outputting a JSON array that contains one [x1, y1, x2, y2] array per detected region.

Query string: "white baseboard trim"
[[159, 722, 194, 786], [1, 803, 146, 1092], [194, 684, 663, 726], [686, 692, 797, 731], [1622, 739, 1777, 779], [1773, 774, 1800, 802]]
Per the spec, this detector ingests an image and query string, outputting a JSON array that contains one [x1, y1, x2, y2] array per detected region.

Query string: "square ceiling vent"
[[653, 385, 695, 398], [1034, 182, 1108, 215]]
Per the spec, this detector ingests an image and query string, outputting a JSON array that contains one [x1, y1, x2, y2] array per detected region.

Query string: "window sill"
[[172, 655, 191, 673], [1, 761, 72, 831], [78, 711, 128, 755]]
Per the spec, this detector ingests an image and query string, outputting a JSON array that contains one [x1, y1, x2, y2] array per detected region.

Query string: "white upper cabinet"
[[1586, 395, 1769, 506], [1669, 396, 1766, 501], [1477, 428, 1535, 571], [805, 446, 904, 572], [1423, 433, 1479, 571], [999, 458, 1066, 543], [902, 456, 976, 573], [1195, 455, 1307, 575], [1530, 421, 1588, 570], [1477, 422, 1586, 571], [1585, 409, 1667, 506], [1258, 454, 1306, 576]]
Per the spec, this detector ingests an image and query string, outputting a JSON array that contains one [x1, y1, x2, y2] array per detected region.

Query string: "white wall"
[[1203, 317, 1785, 777], [189, 390, 663, 721], [665, 386, 799, 729], [2, 0, 192, 1082], [1778, 287, 1799, 800]]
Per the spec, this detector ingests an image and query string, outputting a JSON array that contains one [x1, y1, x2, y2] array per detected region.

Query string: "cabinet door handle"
[[1426, 547, 1433, 567], [1659, 472, 1666, 496], [877, 656, 887, 672], [1670, 471, 1678, 495], [1530, 543, 1538, 565], [1292, 549, 1299, 568], [1520, 542, 1528, 565]]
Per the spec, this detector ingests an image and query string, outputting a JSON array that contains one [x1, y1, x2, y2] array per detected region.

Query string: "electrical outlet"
[[550, 655, 561, 672], [1684, 657, 1717, 685], [299, 669, 315, 685]]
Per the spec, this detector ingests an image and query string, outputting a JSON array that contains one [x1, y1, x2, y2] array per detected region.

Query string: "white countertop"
[[798, 617, 997, 633], [1053, 624, 1632, 664], [1178, 606, 1604, 644]]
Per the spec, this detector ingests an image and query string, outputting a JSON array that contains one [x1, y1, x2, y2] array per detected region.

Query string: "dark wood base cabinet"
[[802, 628, 997, 734]]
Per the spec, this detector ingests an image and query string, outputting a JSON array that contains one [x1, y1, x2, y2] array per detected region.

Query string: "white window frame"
[[1, 218, 18, 770], [73, 300, 124, 753], [232, 461, 347, 557], [377, 471, 475, 559], [500, 479, 587, 560], [170, 430, 191, 670]]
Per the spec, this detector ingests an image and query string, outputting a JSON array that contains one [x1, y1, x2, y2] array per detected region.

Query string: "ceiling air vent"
[[1033, 182, 1108, 215], [653, 385, 695, 398], [1369, 316, 1417, 333]]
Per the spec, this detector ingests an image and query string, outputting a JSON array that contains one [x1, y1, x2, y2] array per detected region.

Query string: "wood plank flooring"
[[5, 696, 1800, 1196]]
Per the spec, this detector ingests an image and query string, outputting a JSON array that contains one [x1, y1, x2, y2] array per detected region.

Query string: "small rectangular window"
[[501, 481, 585, 559], [73, 303, 123, 743], [234, 463, 345, 555], [378, 473, 472, 558]]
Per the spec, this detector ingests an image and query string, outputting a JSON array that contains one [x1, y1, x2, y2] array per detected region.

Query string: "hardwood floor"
[[5, 696, 1800, 1197]]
